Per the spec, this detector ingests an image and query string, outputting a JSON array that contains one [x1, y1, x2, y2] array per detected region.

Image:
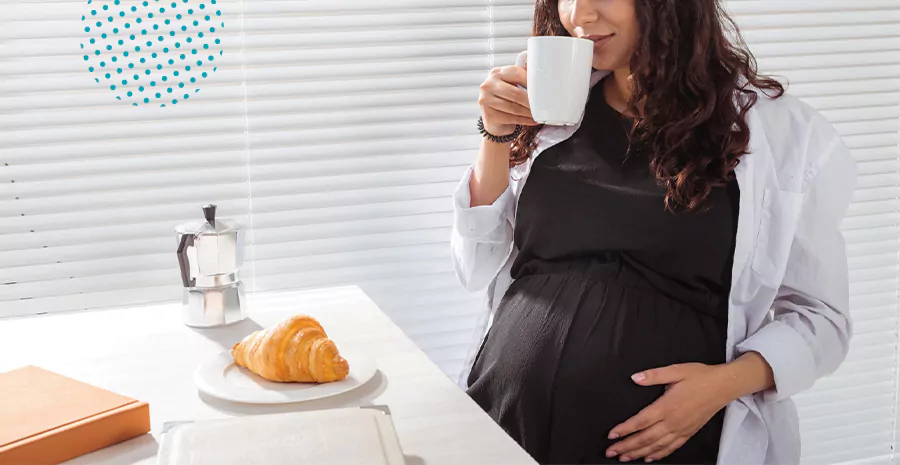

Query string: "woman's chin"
[[591, 56, 617, 71]]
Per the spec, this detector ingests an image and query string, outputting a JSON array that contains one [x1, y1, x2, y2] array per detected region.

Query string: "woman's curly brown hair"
[[512, 0, 785, 210]]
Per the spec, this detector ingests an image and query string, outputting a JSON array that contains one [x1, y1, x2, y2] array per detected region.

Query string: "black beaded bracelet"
[[477, 116, 522, 144]]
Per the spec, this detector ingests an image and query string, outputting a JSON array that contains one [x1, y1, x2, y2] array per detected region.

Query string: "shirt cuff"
[[736, 320, 817, 403], [452, 166, 515, 243]]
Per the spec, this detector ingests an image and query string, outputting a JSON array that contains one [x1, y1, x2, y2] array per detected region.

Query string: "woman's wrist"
[[485, 124, 517, 137], [478, 117, 521, 144], [715, 352, 776, 402]]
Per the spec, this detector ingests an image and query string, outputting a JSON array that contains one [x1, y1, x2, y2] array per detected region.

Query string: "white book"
[[157, 407, 406, 465]]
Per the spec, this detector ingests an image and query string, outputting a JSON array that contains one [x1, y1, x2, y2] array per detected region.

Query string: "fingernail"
[[606, 450, 617, 458], [631, 372, 646, 382], [608, 432, 620, 440], [620, 456, 632, 463], [645, 459, 654, 463]]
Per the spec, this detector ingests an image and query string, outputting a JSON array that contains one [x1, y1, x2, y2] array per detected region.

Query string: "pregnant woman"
[[451, 0, 856, 464]]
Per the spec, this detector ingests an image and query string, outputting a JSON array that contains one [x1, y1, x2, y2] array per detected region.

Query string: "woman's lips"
[[583, 34, 614, 51]]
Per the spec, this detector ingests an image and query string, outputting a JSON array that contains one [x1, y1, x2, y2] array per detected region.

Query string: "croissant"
[[231, 315, 350, 383]]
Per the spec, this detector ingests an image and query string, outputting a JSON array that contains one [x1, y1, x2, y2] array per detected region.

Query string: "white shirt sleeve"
[[450, 166, 516, 292], [737, 115, 857, 402]]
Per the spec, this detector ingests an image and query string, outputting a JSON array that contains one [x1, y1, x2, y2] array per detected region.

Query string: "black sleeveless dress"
[[466, 80, 739, 465]]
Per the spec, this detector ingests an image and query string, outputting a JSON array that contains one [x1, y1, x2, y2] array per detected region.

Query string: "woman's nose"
[[569, 0, 600, 28]]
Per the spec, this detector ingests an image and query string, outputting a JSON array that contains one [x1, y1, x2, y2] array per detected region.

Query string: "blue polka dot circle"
[[80, 0, 224, 107]]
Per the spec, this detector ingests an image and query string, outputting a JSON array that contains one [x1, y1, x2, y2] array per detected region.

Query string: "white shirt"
[[450, 70, 857, 465]]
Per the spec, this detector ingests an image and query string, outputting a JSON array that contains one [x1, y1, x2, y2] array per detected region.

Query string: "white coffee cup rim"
[[528, 36, 594, 45]]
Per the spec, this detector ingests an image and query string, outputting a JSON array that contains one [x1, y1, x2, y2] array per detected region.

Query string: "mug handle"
[[515, 51, 528, 91], [516, 51, 528, 69]]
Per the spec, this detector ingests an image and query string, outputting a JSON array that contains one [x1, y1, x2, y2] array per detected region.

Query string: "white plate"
[[195, 349, 377, 404]]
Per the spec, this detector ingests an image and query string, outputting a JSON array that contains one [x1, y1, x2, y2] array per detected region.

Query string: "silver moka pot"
[[175, 204, 247, 327]]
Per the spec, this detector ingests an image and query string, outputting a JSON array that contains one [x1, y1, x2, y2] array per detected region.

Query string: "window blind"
[[0, 0, 253, 316], [237, 0, 493, 377], [0, 0, 492, 377]]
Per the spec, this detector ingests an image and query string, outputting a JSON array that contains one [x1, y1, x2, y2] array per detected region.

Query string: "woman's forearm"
[[719, 351, 776, 401], [469, 139, 512, 208]]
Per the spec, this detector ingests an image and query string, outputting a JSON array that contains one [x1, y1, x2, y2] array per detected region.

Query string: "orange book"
[[0, 366, 150, 465]]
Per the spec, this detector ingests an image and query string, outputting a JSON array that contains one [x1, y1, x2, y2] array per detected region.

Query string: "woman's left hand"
[[605, 363, 736, 463]]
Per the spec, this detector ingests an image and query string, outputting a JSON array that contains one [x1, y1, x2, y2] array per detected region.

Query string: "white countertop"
[[0, 286, 536, 465]]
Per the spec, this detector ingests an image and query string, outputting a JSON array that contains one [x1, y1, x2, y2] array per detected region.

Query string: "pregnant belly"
[[466, 266, 726, 462]]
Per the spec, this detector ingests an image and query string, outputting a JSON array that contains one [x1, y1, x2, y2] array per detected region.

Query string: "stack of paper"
[[157, 407, 406, 465]]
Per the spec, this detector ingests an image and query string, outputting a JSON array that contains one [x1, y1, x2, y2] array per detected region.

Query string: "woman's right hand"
[[478, 65, 538, 137]]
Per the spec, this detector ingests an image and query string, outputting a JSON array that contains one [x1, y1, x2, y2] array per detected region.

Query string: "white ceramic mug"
[[517, 36, 594, 126]]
